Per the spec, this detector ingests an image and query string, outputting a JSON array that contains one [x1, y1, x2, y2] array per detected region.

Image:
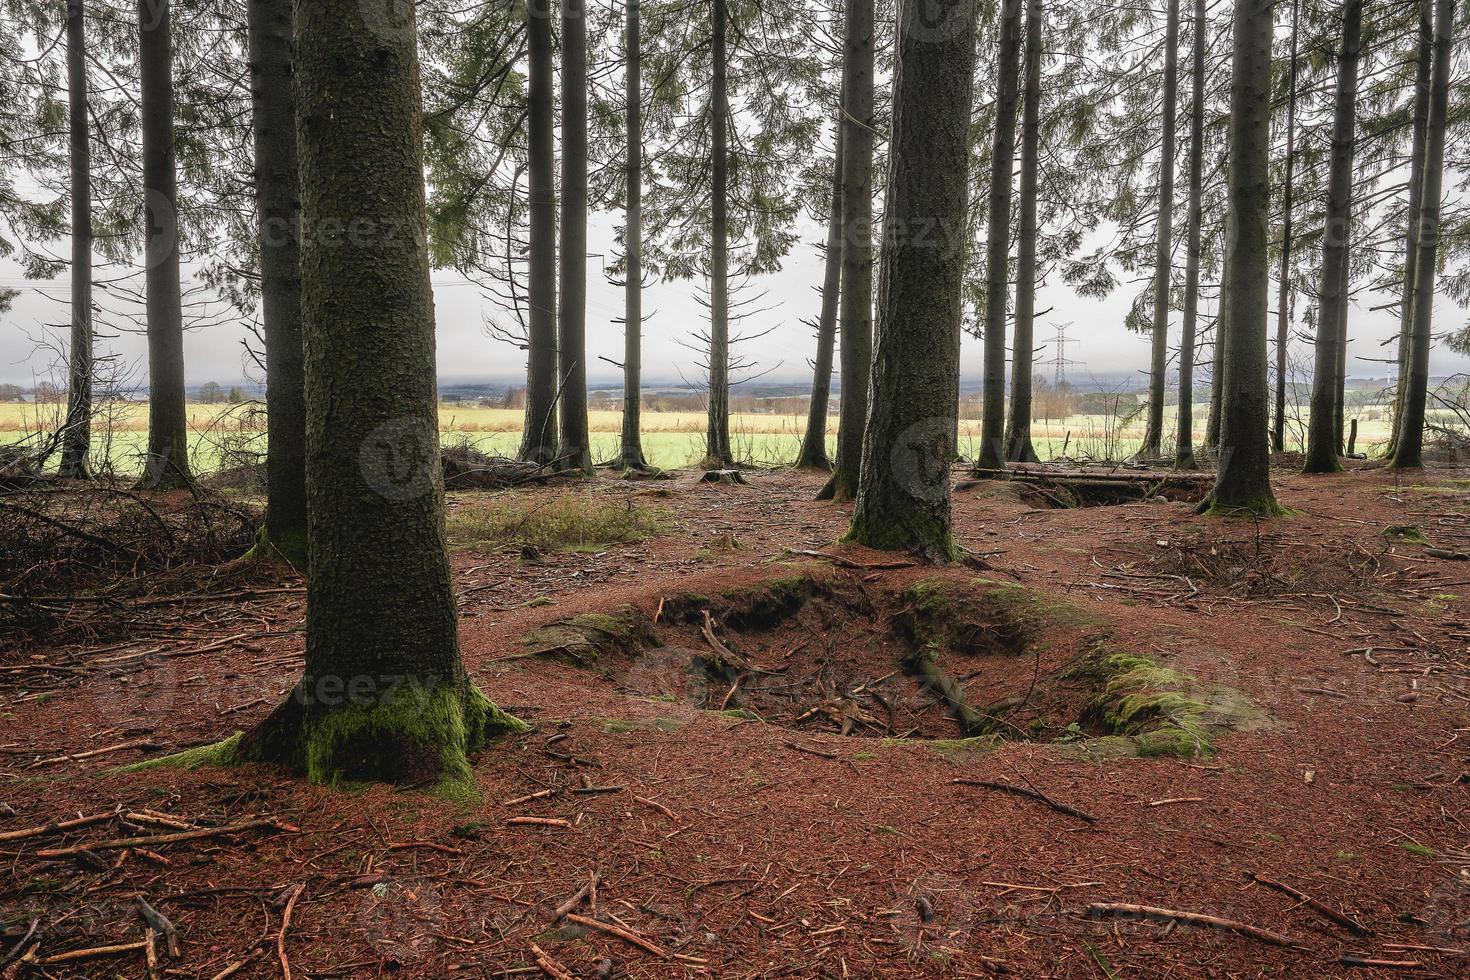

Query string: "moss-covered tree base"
[[1195, 494, 1289, 519], [239, 525, 308, 572], [125, 682, 526, 801], [815, 470, 858, 502], [843, 519, 959, 562]]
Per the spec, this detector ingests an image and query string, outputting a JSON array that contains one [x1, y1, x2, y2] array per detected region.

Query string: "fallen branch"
[[30, 738, 160, 767], [781, 548, 917, 571], [1338, 955, 1421, 969], [551, 872, 601, 922], [35, 818, 294, 858], [0, 811, 114, 843], [277, 884, 303, 980], [530, 941, 574, 980], [1251, 874, 1371, 936], [507, 817, 572, 829], [1086, 902, 1299, 947], [563, 913, 668, 958], [0, 918, 38, 971], [955, 778, 1098, 824], [30, 940, 150, 965]]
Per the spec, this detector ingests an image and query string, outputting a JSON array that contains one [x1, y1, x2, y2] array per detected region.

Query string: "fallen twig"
[[955, 778, 1098, 824], [1250, 874, 1371, 936]]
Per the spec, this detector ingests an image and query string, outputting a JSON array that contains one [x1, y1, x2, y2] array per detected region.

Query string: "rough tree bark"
[[1140, 0, 1180, 461], [1391, 0, 1455, 470], [975, 0, 1023, 472], [1174, 0, 1206, 470], [1004, 0, 1043, 464], [245, 0, 307, 567], [616, 0, 650, 471], [58, 0, 92, 479], [845, 0, 977, 557], [1204, 247, 1228, 453], [818, 0, 874, 500], [556, 0, 592, 474], [231, 0, 524, 789], [705, 0, 734, 468], [1303, 0, 1361, 475], [1200, 0, 1279, 515], [1271, 0, 1299, 453], [796, 127, 843, 472], [1385, 0, 1432, 460], [519, 0, 558, 465], [135, 0, 192, 490]]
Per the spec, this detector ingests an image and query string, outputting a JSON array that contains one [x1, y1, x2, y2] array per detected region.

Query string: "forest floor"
[[1, 462, 1468, 978]]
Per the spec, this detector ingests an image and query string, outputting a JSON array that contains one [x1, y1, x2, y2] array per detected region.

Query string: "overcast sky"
[[3, 204, 1467, 392]]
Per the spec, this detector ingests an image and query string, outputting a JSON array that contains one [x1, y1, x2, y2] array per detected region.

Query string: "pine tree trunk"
[[58, 0, 92, 480], [1391, 0, 1455, 470], [1202, 0, 1279, 515], [246, 0, 306, 567], [238, 0, 523, 787], [519, 0, 558, 465], [135, 0, 192, 490], [1385, 0, 1432, 460], [1333, 238, 1349, 452], [556, 0, 592, 474], [1005, 0, 1043, 464], [845, 0, 977, 557], [617, 0, 649, 471], [1271, 0, 1299, 453], [1303, 0, 1361, 474], [705, 0, 734, 468], [1141, 0, 1180, 461], [1175, 0, 1206, 470], [975, 0, 1023, 471], [797, 125, 843, 472], [1204, 247, 1228, 452], [820, 0, 874, 500]]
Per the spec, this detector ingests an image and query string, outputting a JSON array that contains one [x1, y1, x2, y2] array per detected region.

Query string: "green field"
[[0, 399, 1407, 476]]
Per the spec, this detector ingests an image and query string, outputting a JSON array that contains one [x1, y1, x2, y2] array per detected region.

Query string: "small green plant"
[[447, 494, 668, 552]]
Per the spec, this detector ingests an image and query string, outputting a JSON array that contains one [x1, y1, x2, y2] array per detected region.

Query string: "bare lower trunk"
[[135, 0, 192, 490], [519, 0, 558, 465], [975, 0, 1023, 472], [58, 0, 92, 480], [1303, 0, 1361, 475], [1204, 248, 1228, 453], [821, 0, 874, 500], [1175, 0, 1206, 470], [1385, 0, 1433, 460], [556, 0, 592, 475], [238, 0, 522, 787], [845, 0, 977, 557], [1141, 0, 1180, 460], [1005, 0, 1043, 464], [797, 127, 843, 472], [1391, 0, 1455, 469], [1202, 0, 1279, 515], [617, 0, 649, 471], [1271, 0, 1300, 453], [705, 0, 733, 468], [247, 0, 306, 567]]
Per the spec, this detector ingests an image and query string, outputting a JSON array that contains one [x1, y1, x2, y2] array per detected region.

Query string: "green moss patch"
[[515, 606, 657, 666], [897, 577, 1096, 656], [1068, 651, 1266, 759]]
